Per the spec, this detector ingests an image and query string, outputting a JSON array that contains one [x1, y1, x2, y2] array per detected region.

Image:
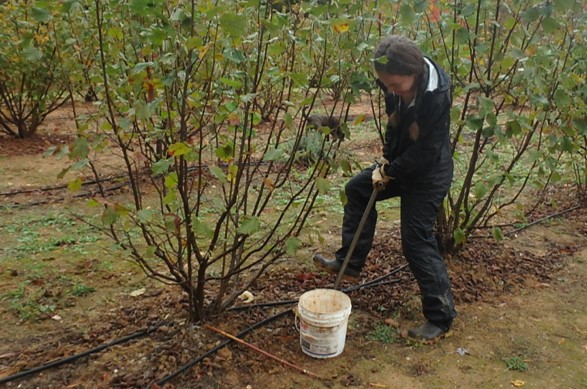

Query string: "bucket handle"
[[293, 306, 300, 333]]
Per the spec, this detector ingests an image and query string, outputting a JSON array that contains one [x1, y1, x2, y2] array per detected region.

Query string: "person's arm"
[[385, 92, 451, 180]]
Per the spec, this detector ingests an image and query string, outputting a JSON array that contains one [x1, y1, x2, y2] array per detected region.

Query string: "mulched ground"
[[1, 196, 583, 388], [1, 130, 585, 388]]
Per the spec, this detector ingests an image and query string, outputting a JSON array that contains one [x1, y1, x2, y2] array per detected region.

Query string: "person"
[[313, 35, 457, 341]]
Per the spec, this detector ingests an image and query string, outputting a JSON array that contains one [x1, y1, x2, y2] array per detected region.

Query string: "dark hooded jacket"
[[377, 57, 453, 187]]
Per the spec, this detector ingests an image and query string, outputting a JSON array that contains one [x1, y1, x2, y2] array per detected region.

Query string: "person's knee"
[[401, 224, 435, 255]]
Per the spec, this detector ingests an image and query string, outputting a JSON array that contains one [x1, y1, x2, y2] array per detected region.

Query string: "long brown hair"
[[373, 35, 425, 78], [374, 35, 428, 141]]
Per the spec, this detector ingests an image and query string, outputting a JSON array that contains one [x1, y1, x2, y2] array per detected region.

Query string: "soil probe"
[[334, 183, 383, 289], [204, 324, 325, 380]]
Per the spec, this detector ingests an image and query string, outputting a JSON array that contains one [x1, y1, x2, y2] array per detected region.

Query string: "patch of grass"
[[367, 323, 399, 344], [71, 283, 96, 297], [1, 211, 103, 259], [3, 284, 56, 321], [505, 356, 528, 372]]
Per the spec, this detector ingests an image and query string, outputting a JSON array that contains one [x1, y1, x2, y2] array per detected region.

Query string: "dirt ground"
[[0, 106, 586, 389]]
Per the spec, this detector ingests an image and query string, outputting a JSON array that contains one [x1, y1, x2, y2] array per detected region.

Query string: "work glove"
[[371, 157, 392, 190]]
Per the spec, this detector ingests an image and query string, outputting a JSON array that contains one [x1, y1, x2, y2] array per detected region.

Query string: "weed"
[[505, 356, 528, 372], [367, 323, 399, 344], [4, 285, 56, 321], [71, 283, 96, 297]]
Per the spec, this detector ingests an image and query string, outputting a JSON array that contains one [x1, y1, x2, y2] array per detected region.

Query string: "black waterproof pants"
[[334, 166, 457, 329]]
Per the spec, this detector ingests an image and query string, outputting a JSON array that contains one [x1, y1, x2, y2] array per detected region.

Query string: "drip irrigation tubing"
[[147, 309, 292, 388], [0, 264, 408, 386], [0, 321, 171, 385], [227, 263, 408, 312]]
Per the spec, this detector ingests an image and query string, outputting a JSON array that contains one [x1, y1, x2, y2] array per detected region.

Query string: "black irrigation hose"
[[0, 321, 170, 385], [227, 263, 409, 312], [0, 264, 408, 386], [147, 309, 292, 388], [154, 265, 409, 386]]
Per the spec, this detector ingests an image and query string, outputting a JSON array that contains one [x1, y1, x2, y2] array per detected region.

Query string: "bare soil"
[[0, 106, 586, 389]]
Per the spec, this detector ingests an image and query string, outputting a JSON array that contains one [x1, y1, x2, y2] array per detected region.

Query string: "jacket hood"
[[423, 57, 450, 94]]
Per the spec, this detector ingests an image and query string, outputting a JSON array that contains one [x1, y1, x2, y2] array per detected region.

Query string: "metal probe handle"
[[334, 186, 380, 289]]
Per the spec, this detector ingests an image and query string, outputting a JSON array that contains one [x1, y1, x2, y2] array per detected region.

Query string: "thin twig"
[[204, 323, 326, 381]]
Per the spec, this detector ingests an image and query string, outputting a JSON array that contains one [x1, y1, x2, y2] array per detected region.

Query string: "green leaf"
[[542, 17, 559, 34], [152, 158, 173, 175], [133, 101, 151, 121], [164, 214, 180, 233], [71, 138, 90, 159], [137, 209, 154, 223], [102, 207, 118, 226], [164, 172, 178, 189], [23, 46, 43, 62], [554, 88, 570, 108], [285, 236, 301, 256], [62, 0, 80, 13], [219, 77, 243, 88], [553, 0, 576, 12], [505, 120, 522, 136], [455, 27, 469, 45], [193, 218, 214, 238], [107, 27, 124, 40], [68, 177, 83, 192], [466, 116, 484, 130], [87, 198, 100, 207], [339, 188, 347, 206], [219, 13, 248, 39], [399, 4, 415, 24], [209, 165, 228, 183], [71, 158, 90, 171], [168, 142, 191, 157], [263, 147, 286, 161], [237, 216, 261, 235], [560, 136, 573, 152], [215, 142, 234, 161], [223, 48, 246, 63], [454, 228, 466, 244], [31, 7, 52, 23], [478, 96, 494, 116], [130, 0, 159, 16], [491, 226, 504, 242], [316, 177, 330, 195]]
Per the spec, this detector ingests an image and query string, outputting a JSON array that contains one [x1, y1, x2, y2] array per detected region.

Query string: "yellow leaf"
[[332, 21, 350, 34], [511, 380, 525, 387], [68, 177, 83, 192], [263, 177, 275, 192], [198, 45, 209, 59], [352, 114, 366, 125]]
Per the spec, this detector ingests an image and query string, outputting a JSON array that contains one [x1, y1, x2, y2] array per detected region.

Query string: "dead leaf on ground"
[[511, 379, 525, 387]]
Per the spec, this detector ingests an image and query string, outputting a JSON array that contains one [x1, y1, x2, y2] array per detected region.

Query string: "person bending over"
[[313, 35, 457, 341]]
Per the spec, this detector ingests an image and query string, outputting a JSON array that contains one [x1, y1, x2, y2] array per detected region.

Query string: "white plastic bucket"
[[296, 288, 352, 359]]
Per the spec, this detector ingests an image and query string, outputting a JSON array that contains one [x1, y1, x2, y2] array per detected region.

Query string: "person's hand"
[[372, 158, 392, 190]]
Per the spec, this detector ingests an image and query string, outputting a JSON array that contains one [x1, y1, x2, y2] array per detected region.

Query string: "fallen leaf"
[[384, 318, 399, 328], [238, 291, 254, 303], [129, 288, 146, 297], [511, 380, 525, 387], [368, 383, 387, 388], [51, 315, 62, 321]]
